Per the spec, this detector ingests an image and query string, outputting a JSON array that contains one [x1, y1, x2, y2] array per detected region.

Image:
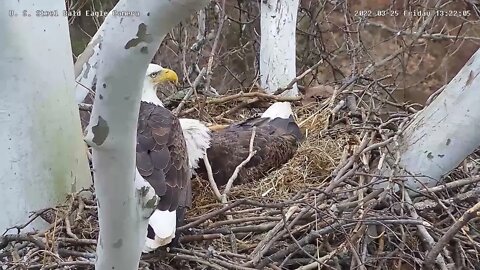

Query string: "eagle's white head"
[[261, 102, 293, 120], [142, 64, 179, 106], [178, 118, 212, 170], [142, 64, 210, 170]]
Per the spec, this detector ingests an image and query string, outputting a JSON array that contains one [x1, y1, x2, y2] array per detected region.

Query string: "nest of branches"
[[2, 91, 480, 269]]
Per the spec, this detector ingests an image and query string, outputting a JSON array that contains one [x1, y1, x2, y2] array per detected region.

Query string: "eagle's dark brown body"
[[136, 102, 191, 212], [197, 115, 303, 186], [81, 97, 191, 212]]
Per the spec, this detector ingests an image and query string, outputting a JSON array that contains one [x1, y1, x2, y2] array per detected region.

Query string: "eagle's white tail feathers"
[[142, 209, 176, 253], [179, 118, 212, 169], [261, 102, 293, 120]]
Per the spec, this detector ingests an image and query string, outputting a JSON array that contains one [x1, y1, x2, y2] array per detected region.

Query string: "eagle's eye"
[[150, 72, 158, 78]]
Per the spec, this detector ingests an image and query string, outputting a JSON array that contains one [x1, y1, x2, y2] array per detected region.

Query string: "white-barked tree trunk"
[[0, 0, 91, 232], [81, 0, 208, 269], [392, 48, 480, 190], [260, 0, 300, 97], [74, 13, 106, 104]]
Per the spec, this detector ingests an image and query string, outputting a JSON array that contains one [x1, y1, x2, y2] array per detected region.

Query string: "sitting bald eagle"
[[179, 102, 304, 186], [136, 64, 191, 253]]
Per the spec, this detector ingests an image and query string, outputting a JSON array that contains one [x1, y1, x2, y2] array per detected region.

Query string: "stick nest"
[[2, 94, 480, 269]]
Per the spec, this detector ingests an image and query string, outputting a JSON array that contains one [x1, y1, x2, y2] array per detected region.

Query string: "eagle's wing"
[[198, 125, 298, 186], [137, 102, 191, 211], [137, 102, 191, 252], [197, 102, 303, 186]]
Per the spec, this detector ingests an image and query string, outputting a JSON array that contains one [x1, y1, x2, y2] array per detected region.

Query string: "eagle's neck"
[[141, 83, 164, 107]]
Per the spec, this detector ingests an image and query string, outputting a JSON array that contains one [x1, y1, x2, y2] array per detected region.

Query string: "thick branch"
[[84, 1, 208, 269], [393, 48, 480, 189]]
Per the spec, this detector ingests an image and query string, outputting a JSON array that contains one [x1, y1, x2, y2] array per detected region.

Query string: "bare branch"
[[223, 127, 257, 196]]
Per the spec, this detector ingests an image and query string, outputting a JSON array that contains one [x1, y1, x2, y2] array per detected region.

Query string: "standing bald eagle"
[[179, 102, 304, 186], [80, 63, 188, 252], [135, 64, 190, 253]]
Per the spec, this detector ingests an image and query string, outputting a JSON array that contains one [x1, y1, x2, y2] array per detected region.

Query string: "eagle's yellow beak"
[[153, 68, 179, 86]]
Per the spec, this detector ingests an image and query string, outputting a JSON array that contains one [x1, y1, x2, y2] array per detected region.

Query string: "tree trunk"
[[74, 22, 103, 105], [0, 0, 91, 232], [82, 1, 208, 269], [392, 48, 480, 190], [260, 0, 300, 97]]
